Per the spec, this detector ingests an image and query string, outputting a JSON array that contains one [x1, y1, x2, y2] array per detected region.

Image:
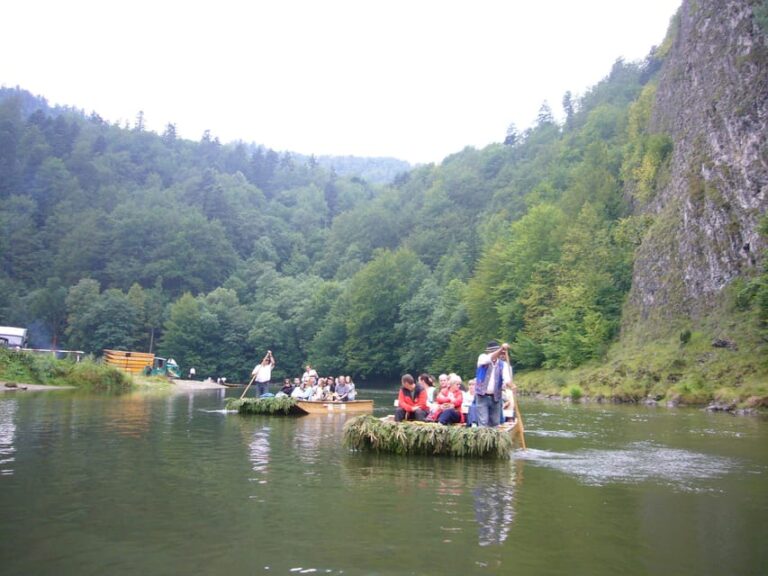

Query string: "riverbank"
[[1, 381, 75, 392], [0, 375, 231, 393]]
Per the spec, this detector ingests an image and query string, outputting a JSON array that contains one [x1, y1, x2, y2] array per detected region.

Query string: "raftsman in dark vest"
[[475, 359, 506, 402]]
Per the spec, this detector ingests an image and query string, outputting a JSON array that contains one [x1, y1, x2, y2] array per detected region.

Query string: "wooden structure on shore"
[[104, 350, 155, 374]]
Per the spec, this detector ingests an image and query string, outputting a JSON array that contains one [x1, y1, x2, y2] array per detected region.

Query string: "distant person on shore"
[[474, 341, 512, 427], [395, 374, 429, 422], [252, 350, 275, 397], [188, 367, 196, 380]]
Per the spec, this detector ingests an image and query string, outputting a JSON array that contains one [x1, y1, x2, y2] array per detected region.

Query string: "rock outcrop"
[[625, 0, 767, 331]]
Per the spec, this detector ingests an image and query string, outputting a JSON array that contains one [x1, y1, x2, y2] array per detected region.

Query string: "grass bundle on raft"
[[226, 396, 303, 415], [342, 415, 515, 459]]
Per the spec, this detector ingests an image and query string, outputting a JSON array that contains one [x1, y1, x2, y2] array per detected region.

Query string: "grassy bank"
[[516, 310, 768, 411], [0, 348, 134, 392]]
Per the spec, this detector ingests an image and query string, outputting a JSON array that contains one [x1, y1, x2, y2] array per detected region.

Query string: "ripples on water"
[[517, 441, 738, 491]]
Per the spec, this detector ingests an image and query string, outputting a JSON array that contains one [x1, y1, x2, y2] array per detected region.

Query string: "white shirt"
[[476, 353, 512, 387], [254, 363, 273, 383]]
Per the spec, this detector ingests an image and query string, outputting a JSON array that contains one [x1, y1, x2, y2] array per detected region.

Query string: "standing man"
[[395, 374, 429, 422], [474, 341, 513, 427], [252, 350, 275, 397]]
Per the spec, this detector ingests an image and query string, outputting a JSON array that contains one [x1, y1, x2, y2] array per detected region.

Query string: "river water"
[[0, 387, 765, 576]]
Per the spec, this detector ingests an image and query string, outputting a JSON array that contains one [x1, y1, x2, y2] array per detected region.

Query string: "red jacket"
[[434, 388, 464, 423], [398, 384, 428, 412]]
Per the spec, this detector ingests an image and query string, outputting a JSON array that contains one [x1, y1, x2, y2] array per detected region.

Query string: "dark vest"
[[475, 360, 505, 401]]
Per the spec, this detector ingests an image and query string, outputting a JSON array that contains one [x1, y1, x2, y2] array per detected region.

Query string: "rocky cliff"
[[625, 0, 768, 333]]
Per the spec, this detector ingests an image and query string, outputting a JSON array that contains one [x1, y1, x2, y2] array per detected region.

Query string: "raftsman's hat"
[[485, 340, 501, 353]]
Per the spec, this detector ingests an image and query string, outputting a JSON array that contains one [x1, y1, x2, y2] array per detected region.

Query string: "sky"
[[3, 0, 681, 165]]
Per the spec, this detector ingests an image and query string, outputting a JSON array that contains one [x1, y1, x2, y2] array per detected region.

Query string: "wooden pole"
[[239, 366, 260, 400], [506, 348, 527, 450], [513, 388, 527, 450]]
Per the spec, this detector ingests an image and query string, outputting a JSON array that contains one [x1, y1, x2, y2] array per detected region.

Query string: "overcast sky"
[[3, 0, 681, 164]]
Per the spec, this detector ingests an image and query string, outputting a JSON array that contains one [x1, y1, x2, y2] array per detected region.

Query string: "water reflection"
[[104, 394, 151, 438], [0, 399, 16, 476], [342, 453, 525, 547], [293, 415, 348, 467], [472, 461, 522, 546], [247, 426, 271, 480]]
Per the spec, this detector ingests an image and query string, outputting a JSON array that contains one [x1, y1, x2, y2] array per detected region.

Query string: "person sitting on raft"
[[395, 373, 429, 422], [333, 378, 351, 401], [310, 378, 329, 401], [346, 377, 357, 400], [419, 373, 436, 407], [290, 381, 306, 399], [276, 378, 294, 397], [431, 373, 464, 425]]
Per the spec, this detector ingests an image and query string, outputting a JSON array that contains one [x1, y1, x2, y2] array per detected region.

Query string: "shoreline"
[[1, 378, 233, 393], [1, 382, 75, 392], [168, 378, 234, 391]]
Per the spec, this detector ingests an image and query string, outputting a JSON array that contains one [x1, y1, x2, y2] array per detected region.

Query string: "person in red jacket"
[[395, 373, 429, 422], [433, 373, 464, 425]]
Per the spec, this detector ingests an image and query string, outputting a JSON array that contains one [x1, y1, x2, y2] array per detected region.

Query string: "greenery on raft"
[[342, 415, 516, 459], [226, 396, 303, 415], [0, 348, 133, 392]]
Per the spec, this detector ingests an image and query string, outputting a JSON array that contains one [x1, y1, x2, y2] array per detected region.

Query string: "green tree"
[[65, 278, 102, 351], [87, 289, 142, 352], [0, 195, 49, 287], [343, 249, 428, 378], [161, 293, 211, 375], [26, 276, 68, 349]]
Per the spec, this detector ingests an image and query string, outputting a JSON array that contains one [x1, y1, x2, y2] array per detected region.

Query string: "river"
[[0, 387, 765, 575]]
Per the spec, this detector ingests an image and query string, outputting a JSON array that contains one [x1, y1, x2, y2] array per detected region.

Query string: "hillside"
[[0, 0, 765, 407]]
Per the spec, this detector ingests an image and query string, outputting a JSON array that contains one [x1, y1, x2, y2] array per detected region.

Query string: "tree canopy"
[[0, 54, 695, 382]]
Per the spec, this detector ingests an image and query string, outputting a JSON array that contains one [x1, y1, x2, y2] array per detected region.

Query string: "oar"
[[506, 348, 527, 450]]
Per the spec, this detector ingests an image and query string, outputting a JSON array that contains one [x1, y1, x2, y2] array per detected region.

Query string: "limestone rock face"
[[626, 0, 768, 329]]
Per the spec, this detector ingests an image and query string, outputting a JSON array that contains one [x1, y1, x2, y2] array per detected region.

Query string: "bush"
[[0, 349, 132, 391]]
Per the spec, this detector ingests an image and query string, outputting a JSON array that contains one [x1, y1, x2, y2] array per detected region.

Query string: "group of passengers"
[[251, 356, 357, 401], [276, 369, 357, 402], [395, 341, 516, 428]]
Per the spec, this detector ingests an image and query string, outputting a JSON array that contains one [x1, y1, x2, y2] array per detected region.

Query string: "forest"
[[1, 32, 765, 395]]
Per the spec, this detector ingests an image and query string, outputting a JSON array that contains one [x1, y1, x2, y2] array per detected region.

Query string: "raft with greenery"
[[226, 396, 305, 415], [342, 415, 520, 459]]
